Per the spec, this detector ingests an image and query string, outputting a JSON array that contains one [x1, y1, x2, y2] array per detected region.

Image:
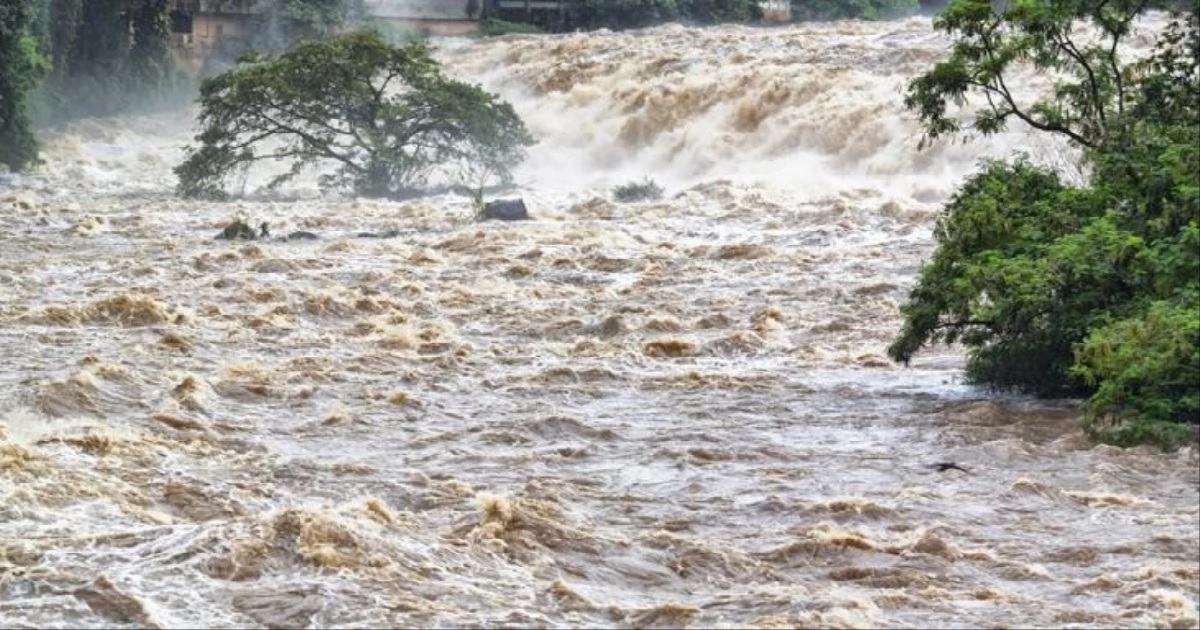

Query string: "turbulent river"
[[1, 16, 1197, 630]]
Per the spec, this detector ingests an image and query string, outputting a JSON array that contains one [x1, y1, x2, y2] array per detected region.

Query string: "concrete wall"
[[168, 1, 481, 76], [412, 20, 481, 35], [171, 12, 256, 76], [761, 0, 790, 22]]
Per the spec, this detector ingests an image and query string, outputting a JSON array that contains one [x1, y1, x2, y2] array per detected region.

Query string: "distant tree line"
[[1, 2, 41, 171], [0, 0, 180, 171], [31, 0, 180, 124], [482, 0, 932, 32], [482, 0, 1193, 34]]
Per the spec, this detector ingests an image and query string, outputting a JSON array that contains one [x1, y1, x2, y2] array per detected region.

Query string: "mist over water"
[[2, 16, 1197, 630]]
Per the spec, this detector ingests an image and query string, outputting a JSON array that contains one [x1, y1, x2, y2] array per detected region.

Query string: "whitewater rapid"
[[0, 15, 1196, 630]]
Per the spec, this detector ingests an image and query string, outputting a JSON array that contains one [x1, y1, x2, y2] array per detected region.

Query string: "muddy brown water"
[[1, 16, 1197, 630]]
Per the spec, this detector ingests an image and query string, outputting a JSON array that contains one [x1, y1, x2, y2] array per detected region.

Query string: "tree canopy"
[[175, 30, 535, 200], [891, 0, 1198, 447]]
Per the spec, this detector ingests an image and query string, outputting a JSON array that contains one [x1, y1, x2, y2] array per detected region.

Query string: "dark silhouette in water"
[[929, 462, 970, 473], [214, 219, 269, 240], [483, 198, 529, 221], [284, 230, 320, 240]]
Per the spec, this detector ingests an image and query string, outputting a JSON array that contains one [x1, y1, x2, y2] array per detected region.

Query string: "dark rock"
[[231, 585, 324, 630], [483, 198, 529, 221], [284, 230, 320, 241], [928, 462, 970, 473], [356, 229, 402, 239]]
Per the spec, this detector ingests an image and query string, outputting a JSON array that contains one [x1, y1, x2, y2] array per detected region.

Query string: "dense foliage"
[[0, 1, 45, 171], [891, 0, 1199, 447], [175, 30, 535, 200], [28, 0, 179, 123]]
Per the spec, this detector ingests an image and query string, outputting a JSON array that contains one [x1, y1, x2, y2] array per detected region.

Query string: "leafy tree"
[[904, 0, 1167, 150], [175, 30, 535, 200], [0, 0, 46, 171], [891, 0, 1198, 447]]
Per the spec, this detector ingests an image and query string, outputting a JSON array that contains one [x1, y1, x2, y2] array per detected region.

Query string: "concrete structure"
[[489, 0, 576, 29], [761, 0, 790, 22], [364, 0, 477, 25], [168, 0, 482, 75], [168, 0, 259, 75]]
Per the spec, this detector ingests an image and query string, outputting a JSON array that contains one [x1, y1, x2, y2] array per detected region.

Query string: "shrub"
[[613, 178, 664, 202]]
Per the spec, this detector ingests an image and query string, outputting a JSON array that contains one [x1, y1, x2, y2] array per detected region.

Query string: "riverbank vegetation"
[[0, 0, 355, 172], [2, 0, 181, 171], [891, 0, 1199, 448], [0, 2, 42, 171]]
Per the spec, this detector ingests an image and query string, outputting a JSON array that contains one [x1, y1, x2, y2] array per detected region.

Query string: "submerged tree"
[[890, 0, 1198, 447], [175, 30, 535, 200]]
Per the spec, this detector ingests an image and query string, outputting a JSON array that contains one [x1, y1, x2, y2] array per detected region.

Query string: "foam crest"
[[437, 18, 1168, 198]]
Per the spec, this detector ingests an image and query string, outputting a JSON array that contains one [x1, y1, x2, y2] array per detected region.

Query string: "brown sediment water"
[[1, 15, 1196, 630]]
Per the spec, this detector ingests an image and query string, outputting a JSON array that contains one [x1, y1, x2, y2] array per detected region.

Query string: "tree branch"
[[1053, 29, 1106, 131], [977, 27, 1098, 148]]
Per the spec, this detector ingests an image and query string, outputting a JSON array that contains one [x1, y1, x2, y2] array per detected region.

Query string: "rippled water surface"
[[1, 16, 1197, 630]]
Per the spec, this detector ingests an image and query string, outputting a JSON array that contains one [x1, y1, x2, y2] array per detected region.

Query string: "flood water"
[[1, 16, 1197, 630]]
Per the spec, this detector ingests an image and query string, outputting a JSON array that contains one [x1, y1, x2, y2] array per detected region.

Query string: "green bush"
[[1075, 299, 1199, 444], [613, 178, 664, 202]]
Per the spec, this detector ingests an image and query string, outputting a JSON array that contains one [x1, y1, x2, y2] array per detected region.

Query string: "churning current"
[[0, 15, 1197, 630]]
